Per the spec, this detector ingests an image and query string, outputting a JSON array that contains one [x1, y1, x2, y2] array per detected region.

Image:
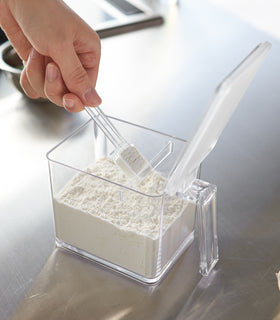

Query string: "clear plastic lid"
[[166, 42, 272, 196]]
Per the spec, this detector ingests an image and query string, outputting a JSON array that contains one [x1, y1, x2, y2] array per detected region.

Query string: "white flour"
[[115, 144, 150, 178], [53, 158, 195, 278]]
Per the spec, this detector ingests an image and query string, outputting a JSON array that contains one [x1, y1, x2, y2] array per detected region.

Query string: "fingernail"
[[84, 88, 102, 107], [63, 98, 74, 109], [47, 64, 58, 83]]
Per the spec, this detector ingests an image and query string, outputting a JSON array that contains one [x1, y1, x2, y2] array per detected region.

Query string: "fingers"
[[20, 49, 49, 100], [54, 46, 101, 108], [44, 62, 67, 107], [20, 68, 40, 99], [63, 93, 84, 113], [21, 54, 94, 113], [44, 62, 84, 112], [25, 48, 47, 98], [78, 51, 100, 87]]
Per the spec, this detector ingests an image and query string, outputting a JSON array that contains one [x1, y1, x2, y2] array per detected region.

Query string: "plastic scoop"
[[85, 106, 150, 178], [166, 42, 272, 196]]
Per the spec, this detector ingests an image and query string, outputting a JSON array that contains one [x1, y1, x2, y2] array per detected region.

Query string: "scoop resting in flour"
[[85, 106, 150, 179]]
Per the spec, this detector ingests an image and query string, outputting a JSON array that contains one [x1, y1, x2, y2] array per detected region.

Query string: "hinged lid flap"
[[166, 42, 271, 196]]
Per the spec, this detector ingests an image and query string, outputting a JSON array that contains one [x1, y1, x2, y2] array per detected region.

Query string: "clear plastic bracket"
[[180, 179, 219, 276]]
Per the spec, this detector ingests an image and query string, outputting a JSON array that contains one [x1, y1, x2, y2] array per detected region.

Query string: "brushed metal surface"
[[1, 0, 280, 319]]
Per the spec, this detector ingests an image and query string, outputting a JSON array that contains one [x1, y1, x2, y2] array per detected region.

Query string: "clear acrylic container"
[[47, 117, 218, 284]]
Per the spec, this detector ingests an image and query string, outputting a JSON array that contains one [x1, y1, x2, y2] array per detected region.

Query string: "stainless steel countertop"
[[1, 1, 280, 319]]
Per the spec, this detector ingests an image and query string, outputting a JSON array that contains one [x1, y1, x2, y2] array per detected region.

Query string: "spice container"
[[47, 118, 218, 284]]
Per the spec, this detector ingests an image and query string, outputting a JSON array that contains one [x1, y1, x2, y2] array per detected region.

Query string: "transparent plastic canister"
[[47, 117, 218, 284]]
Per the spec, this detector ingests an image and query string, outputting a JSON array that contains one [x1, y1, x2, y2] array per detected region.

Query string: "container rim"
[[46, 116, 188, 198]]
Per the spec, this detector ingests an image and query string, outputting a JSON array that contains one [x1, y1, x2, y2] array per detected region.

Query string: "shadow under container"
[[47, 117, 218, 284]]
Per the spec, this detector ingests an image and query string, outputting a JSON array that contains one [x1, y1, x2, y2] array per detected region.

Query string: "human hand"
[[0, 0, 101, 112]]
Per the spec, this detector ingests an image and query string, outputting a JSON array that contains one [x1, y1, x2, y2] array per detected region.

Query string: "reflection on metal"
[[10, 246, 202, 319]]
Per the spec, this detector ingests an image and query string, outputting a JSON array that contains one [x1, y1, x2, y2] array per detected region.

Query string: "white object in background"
[[276, 271, 280, 291], [166, 42, 272, 196]]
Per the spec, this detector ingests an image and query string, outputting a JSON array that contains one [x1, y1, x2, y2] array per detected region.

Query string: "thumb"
[[54, 47, 101, 107]]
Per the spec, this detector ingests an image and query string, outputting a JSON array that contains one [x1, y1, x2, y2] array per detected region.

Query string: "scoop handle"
[[85, 106, 127, 148]]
